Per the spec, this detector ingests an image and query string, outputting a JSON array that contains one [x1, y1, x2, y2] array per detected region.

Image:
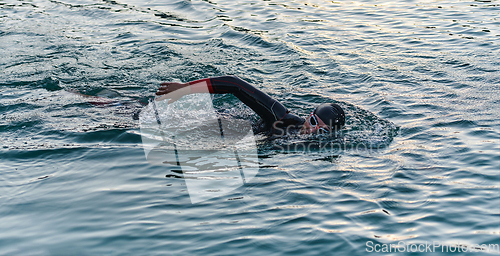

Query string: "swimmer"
[[156, 76, 345, 135]]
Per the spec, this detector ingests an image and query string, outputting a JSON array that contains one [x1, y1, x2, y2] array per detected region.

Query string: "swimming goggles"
[[308, 112, 330, 134]]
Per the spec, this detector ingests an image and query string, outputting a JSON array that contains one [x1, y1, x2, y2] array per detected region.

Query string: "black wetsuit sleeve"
[[189, 76, 290, 129]]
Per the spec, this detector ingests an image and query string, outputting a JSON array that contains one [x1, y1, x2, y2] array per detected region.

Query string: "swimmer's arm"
[[200, 76, 289, 124], [155, 80, 213, 98], [155, 76, 245, 98], [156, 76, 289, 125]]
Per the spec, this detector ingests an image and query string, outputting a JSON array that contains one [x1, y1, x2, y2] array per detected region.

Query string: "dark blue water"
[[1, 0, 499, 255]]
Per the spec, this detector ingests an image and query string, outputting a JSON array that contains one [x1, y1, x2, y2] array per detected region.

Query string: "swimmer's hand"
[[155, 82, 189, 103], [156, 82, 188, 95]]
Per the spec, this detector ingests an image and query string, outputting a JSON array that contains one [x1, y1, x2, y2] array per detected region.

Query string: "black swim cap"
[[313, 103, 345, 131]]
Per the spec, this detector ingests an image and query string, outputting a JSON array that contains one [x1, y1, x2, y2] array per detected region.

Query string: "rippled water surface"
[[1, 0, 499, 255]]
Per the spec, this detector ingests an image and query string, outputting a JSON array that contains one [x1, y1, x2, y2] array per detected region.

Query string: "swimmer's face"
[[301, 112, 330, 134]]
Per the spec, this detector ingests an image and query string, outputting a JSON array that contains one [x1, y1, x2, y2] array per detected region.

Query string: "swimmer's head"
[[302, 103, 345, 134]]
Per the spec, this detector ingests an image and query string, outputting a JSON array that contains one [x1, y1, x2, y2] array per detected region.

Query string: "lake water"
[[1, 0, 499, 255]]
